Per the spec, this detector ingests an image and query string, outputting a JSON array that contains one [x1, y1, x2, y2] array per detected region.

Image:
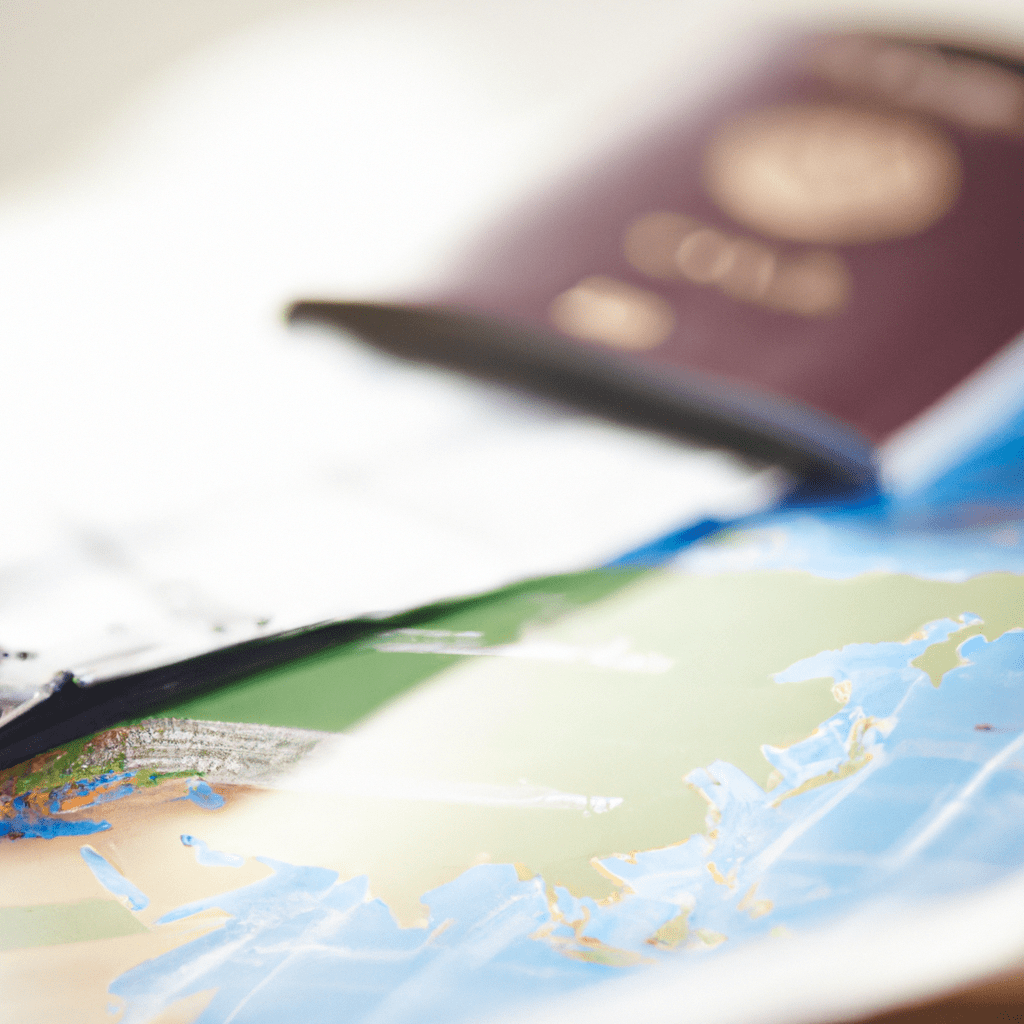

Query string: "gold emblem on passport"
[[549, 276, 676, 350], [703, 103, 963, 245], [546, 38, 995, 349], [622, 212, 850, 319]]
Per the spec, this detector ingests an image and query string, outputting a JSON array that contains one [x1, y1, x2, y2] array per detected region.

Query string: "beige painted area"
[[145, 988, 218, 1024], [1, 780, 272, 916], [0, 931, 216, 1024], [0, 781, 270, 1024]]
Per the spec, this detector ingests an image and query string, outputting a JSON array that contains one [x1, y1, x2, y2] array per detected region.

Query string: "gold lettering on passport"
[[810, 35, 1024, 137], [622, 212, 700, 278], [715, 238, 778, 301], [549, 276, 676, 349], [765, 250, 850, 317], [702, 103, 962, 244], [674, 228, 740, 284], [624, 212, 850, 318]]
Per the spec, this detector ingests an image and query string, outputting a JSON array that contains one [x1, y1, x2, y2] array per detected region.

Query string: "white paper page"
[[0, 315, 778, 708]]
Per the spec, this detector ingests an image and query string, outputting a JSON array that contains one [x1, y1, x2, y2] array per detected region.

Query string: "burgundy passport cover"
[[291, 32, 1024, 492]]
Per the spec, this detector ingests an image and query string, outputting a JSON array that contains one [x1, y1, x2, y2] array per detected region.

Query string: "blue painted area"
[[606, 518, 727, 567], [673, 508, 1024, 580], [180, 834, 244, 868], [618, 499, 1024, 579], [112, 861, 608, 1024], [81, 845, 149, 911], [86, 782, 135, 806], [176, 779, 225, 810], [905, 405, 1024, 512], [48, 771, 136, 814], [0, 795, 110, 840], [0, 771, 137, 840]]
